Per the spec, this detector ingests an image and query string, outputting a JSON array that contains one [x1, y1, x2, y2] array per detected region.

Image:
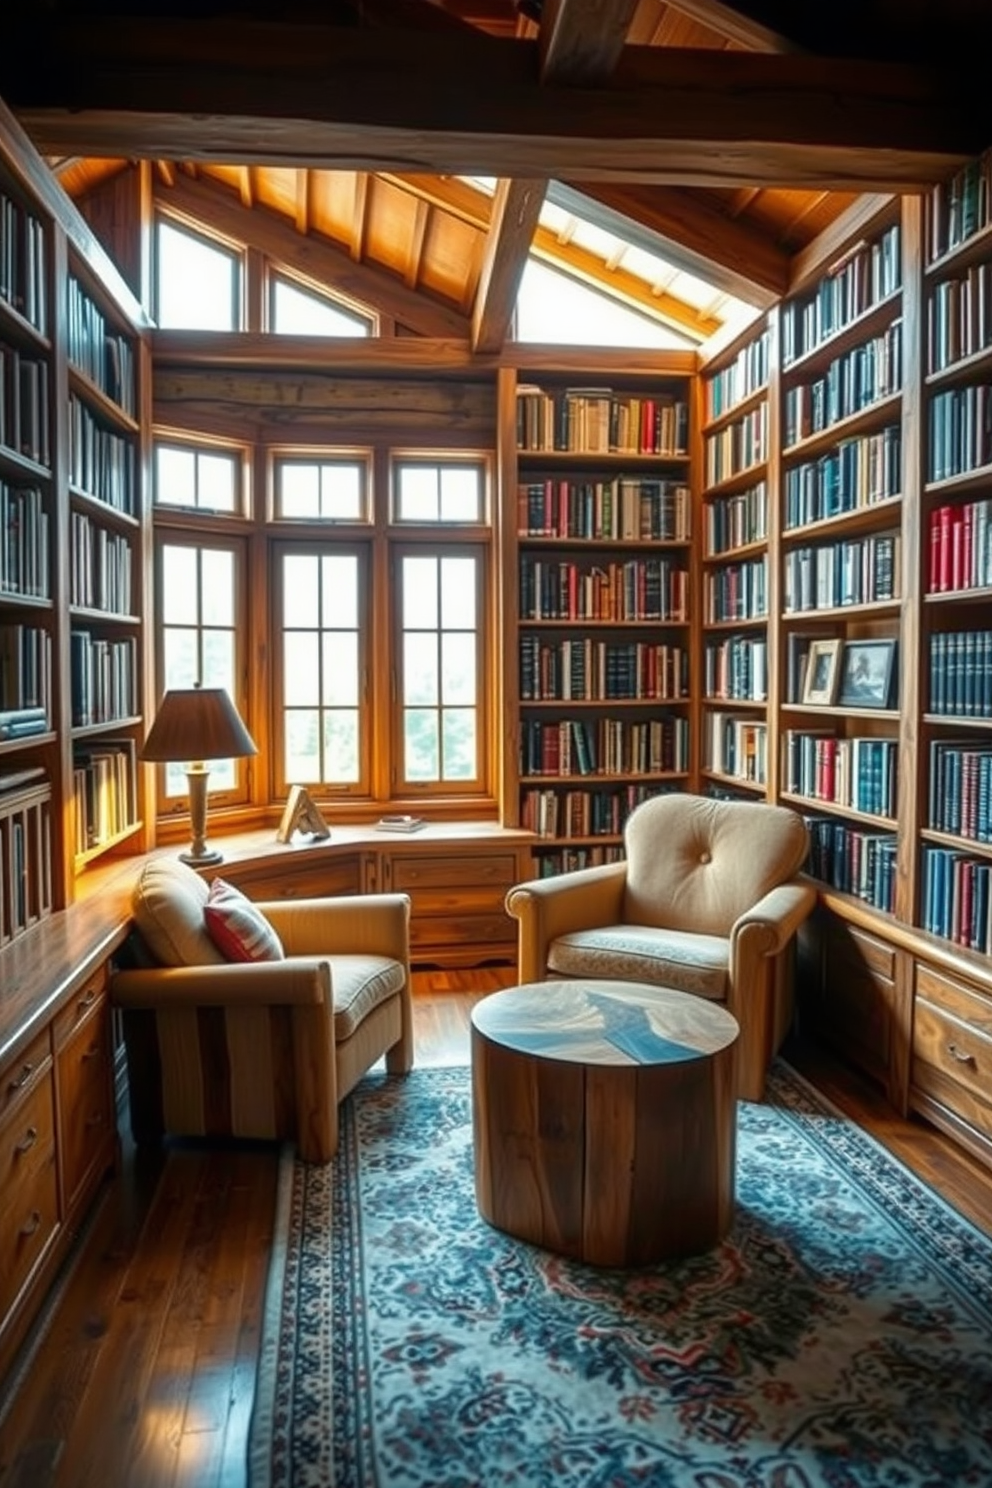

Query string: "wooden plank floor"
[[1, 966, 991, 1488]]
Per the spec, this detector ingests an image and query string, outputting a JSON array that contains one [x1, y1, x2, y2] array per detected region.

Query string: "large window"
[[270, 272, 374, 337], [155, 217, 241, 331], [155, 441, 240, 513]]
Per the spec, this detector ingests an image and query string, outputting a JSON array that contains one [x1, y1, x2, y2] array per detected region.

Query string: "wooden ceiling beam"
[[539, 0, 640, 83], [663, 1, 799, 52], [239, 164, 254, 209], [295, 167, 310, 233], [404, 194, 429, 290], [351, 170, 369, 260], [471, 178, 545, 353], [155, 171, 471, 336], [4, 28, 981, 190]]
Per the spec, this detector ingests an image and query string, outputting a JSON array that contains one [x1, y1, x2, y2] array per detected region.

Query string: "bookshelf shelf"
[[0, 295, 50, 352], [700, 382, 769, 437], [518, 537, 689, 552], [781, 287, 902, 379], [700, 462, 767, 501], [925, 216, 992, 279], [71, 715, 143, 741], [920, 827, 992, 860], [0, 592, 53, 612], [702, 695, 767, 710], [782, 496, 902, 544], [73, 819, 144, 870], [519, 697, 689, 709], [702, 536, 767, 563], [779, 792, 897, 832], [702, 614, 769, 632], [68, 607, 141, 626], [781, 598, 902, 622], [924, 463, 992, 499], [924, 714, 992, 731], [782, 391, 903, 463], [68, 485, 141, 529], [0, 445, 51, 481], [780, 703, 899, 723], [924, 584, 992, 606], [67, 364, 139, 435], [0, 731, 56, 756], [925, 342, 992, 389]]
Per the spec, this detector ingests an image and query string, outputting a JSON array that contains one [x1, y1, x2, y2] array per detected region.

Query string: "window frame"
[[153, 430, 249, 518], [153, 210, 245, 332], [266, 265, 377, 338]]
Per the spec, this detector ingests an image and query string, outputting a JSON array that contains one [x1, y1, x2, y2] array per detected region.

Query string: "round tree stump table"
[[471, 979, 739, 1268]]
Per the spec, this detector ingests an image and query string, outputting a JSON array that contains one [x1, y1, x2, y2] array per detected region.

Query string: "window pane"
[[285, 710, 320, 780], [163, 628, 197, 688], [162, 546, 198, 624], [323, 632, 358, 706], [403, 557, 437, 629], [397, 466, 438, 522], [284, 632, 320, 706], [404, 633, 438, 706], [442, 709, 476, 779], [157, 220, 237, 331], [156, 446, 195, 507], [322, 555, 358, 628], [201, 631, 233, 690], [440, 466, 482, 522], [324, 712, 360, 781], [404, 709, 439, 780], [198, 453, 237, 513], [209, 759, 236, 791], [442, 632, 475, 704], [281, 464, 320, 519], [283, 554, 320, 628], [272, 277, 371, 337], [320, 463, 363, 521], [201, 549, 234, 627], [441, 556, 476, 629]]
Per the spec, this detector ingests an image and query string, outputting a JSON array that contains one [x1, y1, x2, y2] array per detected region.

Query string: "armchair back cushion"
[[132, 857, 225, 968], [623, 794, 809, 938]]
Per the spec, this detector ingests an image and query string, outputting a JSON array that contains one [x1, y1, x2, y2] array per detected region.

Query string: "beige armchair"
[[506, 793, 815, 1101], [111, 859, 413, 1161]]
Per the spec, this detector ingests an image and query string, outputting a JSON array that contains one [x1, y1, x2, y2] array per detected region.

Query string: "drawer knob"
[[81, 1044, 102, 1062], [20, 1210, 42, 1238], [78, 989, 97, 1012], [14, 1126, 38, 1155], [946, 1042, 976, 1067], [8, 1062, 34, 1093]]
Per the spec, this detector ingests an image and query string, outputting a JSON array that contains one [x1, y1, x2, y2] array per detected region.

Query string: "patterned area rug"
[[249, 1062, 992, 1488]]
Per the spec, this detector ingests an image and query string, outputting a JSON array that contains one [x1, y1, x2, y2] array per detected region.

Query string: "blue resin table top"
[[471, 980, 739, 1067]]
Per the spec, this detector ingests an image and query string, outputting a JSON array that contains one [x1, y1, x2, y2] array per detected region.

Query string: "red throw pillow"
[[203, 878, 285, 962]]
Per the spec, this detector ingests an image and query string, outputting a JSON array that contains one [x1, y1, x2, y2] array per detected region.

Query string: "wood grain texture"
[[471, 980, 738, 1265]]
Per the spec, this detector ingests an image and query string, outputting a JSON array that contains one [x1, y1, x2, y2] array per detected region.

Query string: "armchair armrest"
[[506, 862, 627, 984], [112, 959, 332, 1009], [257, 893, 411, 964], [730, 880, 817, 961]]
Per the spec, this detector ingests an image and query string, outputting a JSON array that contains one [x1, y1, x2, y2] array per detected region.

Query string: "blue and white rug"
[[250, 1062, 992, 1488]]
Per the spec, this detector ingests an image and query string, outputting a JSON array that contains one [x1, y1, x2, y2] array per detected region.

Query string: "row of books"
[[781, 224, 902, 366], [519, 557, 689, 623], [68, 394, 137, 514], [928, 630, 992, 717], [67, 276, 136, 417], [0, 622, 51, 715], [0, 789, 52, 937], [519, 636, 687, 702], [516, 385, 689, 457], [703, 404, 767, 487], [705, 479, 767, 556], [73, 740, 138, 854], [520, 782, 670, 840], [705, 328, 771, 421], [783, 732, 898, 818], [0, 342, 50, 468], [928, 741, 992, 843], [927, 498, 992, 594], [926, 150, 992, 264], [69, 630, 138, 728], [0, 481, 48, 599], [920, 847, 992, 954], [784, 321, 902, 448], [703, 556, 768, 624], [0, 192, 46, 336], [520, 715, 689, 779], [70, 512, 133, 614], [782, 530, 900, 613], [0, 705, 48, 741], [927, 261, 992, 374], [783, 426, 901, 530], [535, 844, 626, 877], [704, 714, 767, 783], [704, 635, 768, 702], [803, 818, 897, 913], [928, 383, 992, 483], [516, 477, 690, 542]]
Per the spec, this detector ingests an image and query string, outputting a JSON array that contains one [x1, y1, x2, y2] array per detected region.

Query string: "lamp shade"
[[140, 686, 258, 763]]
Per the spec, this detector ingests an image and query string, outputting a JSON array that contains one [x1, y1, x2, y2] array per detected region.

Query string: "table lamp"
[[140, 684, 258, 866]]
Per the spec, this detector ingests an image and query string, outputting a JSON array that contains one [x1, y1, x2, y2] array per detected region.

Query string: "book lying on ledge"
[[375, 814, 425, 833]]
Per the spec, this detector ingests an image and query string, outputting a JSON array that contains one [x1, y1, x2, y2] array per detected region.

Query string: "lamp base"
[[179, 846, 224, 867]]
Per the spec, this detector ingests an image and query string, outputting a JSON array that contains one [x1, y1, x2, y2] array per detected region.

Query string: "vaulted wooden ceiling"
[[6, 0, 991, 351]]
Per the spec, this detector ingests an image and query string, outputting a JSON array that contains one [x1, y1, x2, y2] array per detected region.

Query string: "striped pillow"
[[203, 878, 285, 962]]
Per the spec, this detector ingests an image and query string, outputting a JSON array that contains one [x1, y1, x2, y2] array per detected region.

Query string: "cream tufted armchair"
[[111, 858, 413, 1162], [506, 793, 815, 1101]]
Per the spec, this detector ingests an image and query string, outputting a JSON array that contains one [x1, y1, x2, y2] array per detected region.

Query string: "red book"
[[928, 508, 942, 593], [938, 504, 953, 591]]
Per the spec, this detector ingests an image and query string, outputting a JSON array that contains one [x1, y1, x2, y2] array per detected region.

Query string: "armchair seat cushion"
[[547, 924, 729, 1000], [331, 954, 407, 1041]]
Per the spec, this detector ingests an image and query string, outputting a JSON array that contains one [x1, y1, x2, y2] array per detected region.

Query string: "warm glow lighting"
[[141, 684, 257, 865]]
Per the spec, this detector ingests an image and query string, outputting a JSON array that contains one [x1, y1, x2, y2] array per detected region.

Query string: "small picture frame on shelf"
[[837, 639, 897, 710], [801, 638, 843, 705]]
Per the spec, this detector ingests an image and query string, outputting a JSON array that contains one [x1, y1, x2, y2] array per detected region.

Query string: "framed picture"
[[837, 639, 897, 709], [801, 637, 843, 705]]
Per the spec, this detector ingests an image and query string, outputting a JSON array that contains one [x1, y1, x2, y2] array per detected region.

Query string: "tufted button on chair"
[[111, 858, 413, 1161], [506, 793, 815, 1101]]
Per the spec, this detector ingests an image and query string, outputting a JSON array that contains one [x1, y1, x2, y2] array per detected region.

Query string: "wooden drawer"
[[0, 1071, 58, 1321], [404, 884, 509, 918], [56, 999, 114, 1218], [0, 1029, 51, 1125], [915, 963, 992, 1035], [52, 964, 108, 1050], [410, 911, 514, 950], [912, 997, 992, 1144], [226, 855, 362, 902], [391, 853, 518, 891]]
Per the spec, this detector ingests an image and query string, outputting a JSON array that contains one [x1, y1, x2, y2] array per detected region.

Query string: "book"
[[375, 815, 425, 833]]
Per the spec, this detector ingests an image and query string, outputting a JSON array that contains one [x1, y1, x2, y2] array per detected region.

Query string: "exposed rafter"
[[295, 167, 310, 233], [404, 194, 429, 289], [239, 164, 254, 209], [4, 27, 980, 189], [664, 0, 799, 52], [351, 171, 369, 261], [472, 178, 545, 353]]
